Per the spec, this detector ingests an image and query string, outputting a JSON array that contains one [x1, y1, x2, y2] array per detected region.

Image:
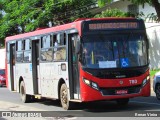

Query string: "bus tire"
[[20, 81, 31, 103], [60, 83, 73, 110], [155, 84, 160, 100], [116, 98, 129, 106]]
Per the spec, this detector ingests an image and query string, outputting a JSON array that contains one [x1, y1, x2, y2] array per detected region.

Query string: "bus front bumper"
[[81, 80, 150, 102]]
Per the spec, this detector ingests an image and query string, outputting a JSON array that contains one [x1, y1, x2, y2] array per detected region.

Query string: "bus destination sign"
[[89, 22, 138, 30]]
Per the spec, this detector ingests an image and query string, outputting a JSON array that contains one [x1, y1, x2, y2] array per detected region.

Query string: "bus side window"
[[24, 39, 31, 50], [60, 33, 65, 45], [16, 40, 23, 51], [16, 40, 23, 63], [24, 39, 31, 62], [55, 33, 65, 46], [41, 35, 52, 62], [53, 33, 66, 61], [57, 34, 60, 45], [53, 34, 58, 48]]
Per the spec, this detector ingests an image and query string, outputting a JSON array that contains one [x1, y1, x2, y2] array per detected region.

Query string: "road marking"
[[130, 101, 160, 106]]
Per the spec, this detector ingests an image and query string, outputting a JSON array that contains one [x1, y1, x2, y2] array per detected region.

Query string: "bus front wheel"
[[116, 98, 129, 106], [60, 83, 73, 110], [20, 81, 31, 103]]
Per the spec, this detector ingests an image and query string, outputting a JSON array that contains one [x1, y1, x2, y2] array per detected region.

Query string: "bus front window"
[[82, 33, 148, 69]]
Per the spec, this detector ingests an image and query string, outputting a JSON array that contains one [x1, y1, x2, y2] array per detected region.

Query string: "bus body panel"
[[80, 82, 150, 101], [16, 63, 34, 94], [81, 69, 149, 88], [6, 65, 16, 91], [39, 62, 69, 99], [79, 67, 150, 101], [5, 21, 83, 42], [7, 64, 11, 91]]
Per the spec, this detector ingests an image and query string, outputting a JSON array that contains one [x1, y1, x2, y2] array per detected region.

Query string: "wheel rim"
[[21, 84, 25, 98], [61, 87, 67, 105], [60, 85, 68, 109], [156, 85, 160, 98]]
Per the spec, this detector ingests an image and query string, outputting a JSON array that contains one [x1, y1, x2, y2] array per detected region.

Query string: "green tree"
[[0, 0, 95, 45], [98, 0, 160, 21]]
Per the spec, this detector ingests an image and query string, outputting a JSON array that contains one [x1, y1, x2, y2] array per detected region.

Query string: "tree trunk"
[[151, 0, 160, 21]]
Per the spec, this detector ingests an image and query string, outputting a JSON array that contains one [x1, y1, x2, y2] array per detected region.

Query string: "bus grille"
[[100, 85, 141, 96]]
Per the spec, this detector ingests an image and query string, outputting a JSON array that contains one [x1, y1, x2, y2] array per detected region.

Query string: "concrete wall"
[[0, 49, 5, 69], [145, 23, 160, 69], [109, 0, 131, 12], [109, 0, 157, 17]]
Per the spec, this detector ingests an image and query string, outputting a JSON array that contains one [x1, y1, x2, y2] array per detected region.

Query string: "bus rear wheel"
[[60, 83, 73, 110], [116, 98, 129, 106], [20, 81, 31, 103]]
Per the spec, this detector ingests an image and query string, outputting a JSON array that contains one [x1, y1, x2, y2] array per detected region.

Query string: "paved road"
[[0, 86, 160, 117]]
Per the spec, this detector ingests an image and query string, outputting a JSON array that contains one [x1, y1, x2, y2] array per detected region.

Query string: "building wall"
[[109, 0, 131, 12], [0, 49, 5, 69], [109, 0, 157, 18], [145, 23, 160, 69]]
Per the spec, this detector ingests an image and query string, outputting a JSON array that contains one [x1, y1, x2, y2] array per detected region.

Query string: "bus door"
[[9, 43, 16, 91], [68, 33, 80, 99], [31, 40, 40, 94]]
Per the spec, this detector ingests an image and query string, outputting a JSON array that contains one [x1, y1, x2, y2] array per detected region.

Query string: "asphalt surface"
[[0, 86, 159, 110], [0, 83, 160, 119]]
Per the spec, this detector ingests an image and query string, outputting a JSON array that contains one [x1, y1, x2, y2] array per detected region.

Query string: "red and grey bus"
[[5, 18, 150, 110]]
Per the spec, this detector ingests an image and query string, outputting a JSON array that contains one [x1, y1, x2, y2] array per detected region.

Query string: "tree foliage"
[[0, 0, 95, 44], [1, 0, 159, 46]]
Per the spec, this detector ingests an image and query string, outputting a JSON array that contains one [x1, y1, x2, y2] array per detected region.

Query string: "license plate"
[[116, 90, 128, 94]]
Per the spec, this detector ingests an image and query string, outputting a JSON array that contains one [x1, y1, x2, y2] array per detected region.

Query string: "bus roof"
[[5, 17, 137, 41]]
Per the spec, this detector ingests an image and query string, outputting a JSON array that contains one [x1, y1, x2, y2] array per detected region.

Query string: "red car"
[[0, 69, 6, 87]]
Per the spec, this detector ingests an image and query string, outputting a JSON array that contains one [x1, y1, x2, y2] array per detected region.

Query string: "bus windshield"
[[81, 33, 148, 69]]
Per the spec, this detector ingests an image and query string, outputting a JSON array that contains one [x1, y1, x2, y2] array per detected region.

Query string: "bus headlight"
[[91, 82, 99, 90], [83, 78, 99, 90], [83, 78, 90, 85], [142, 76, 150, 87]]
